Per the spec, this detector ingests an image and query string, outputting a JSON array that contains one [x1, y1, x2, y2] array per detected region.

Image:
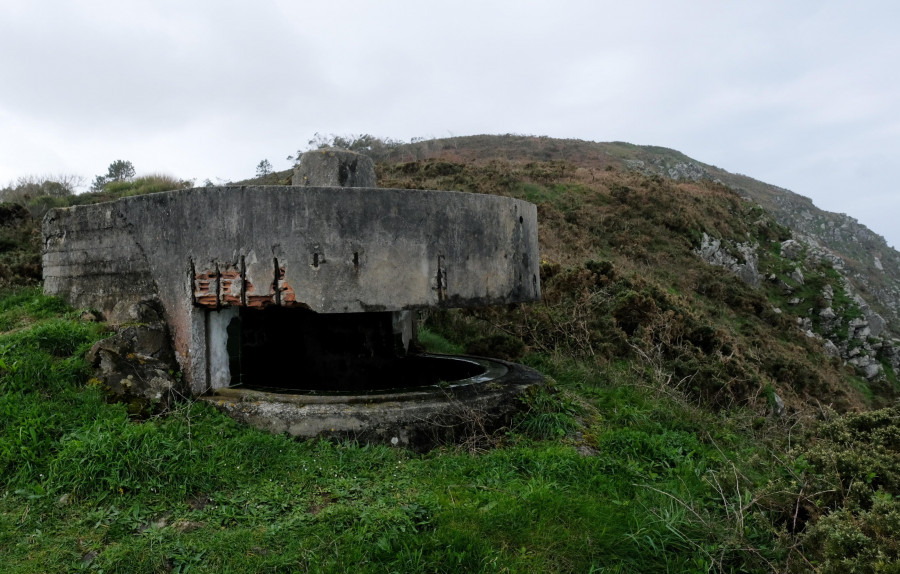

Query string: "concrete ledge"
[[198, 355, 543, 450]]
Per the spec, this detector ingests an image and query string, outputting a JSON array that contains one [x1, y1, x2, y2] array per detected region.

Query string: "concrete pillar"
[[208, 307, 239, 389]]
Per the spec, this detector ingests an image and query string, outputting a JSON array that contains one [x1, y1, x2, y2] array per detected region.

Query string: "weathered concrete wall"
[[43, 204, 159, 314], [44, 186, 540, 393]]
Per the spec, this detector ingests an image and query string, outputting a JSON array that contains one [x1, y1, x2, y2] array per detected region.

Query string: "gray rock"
[[109, 299, 164, 325], [849, 317, 871, 340], [735, 244, 761, 288], [864, 360, 883, 380], [780, 239, 803, 260], [819, 307, 837, 320], [695, 233, 760, 288], [86, 319, 183, 404], [771, 392, 786, 417], [868, 312, 886, 338], [847, 354, 883, 379], [823, 340, 840, 357]]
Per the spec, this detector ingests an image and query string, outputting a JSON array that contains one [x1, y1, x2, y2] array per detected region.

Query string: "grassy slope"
[[2, 142, 900, 571], [0, 289, 800, 572], [2, 291, 899, 572]]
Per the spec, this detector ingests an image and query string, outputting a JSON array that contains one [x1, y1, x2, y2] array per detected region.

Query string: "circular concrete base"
[[198, 355, 543, 450]]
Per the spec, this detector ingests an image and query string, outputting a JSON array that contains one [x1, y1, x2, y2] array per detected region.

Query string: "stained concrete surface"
[[44, 186, 540, 393]]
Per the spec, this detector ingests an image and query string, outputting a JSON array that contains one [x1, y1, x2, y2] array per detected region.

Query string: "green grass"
[[417, 327, 464, 354], [1, 288, 899, 570], [848, 375, 875, 405], [0, 403, 733, 572], [1, 289, 805, 572], [67, 175, 190, 208]]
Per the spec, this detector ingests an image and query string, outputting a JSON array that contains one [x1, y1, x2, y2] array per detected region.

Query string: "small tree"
[[256, 159, 273, 180], [90, 175, 108, 192], [0, 174, 83, 204], [91, 160, 135, 192], [106, 160, 135, 182]]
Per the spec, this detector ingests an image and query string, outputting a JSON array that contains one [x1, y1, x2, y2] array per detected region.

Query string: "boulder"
[[780, 239, 803, 260], [86, 318, 183, 406], [819, 307, 837, 320], [696, 233, 761, 288]]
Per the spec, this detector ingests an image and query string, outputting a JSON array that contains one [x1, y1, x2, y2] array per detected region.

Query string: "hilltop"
[[2, 135, 900, 571], [373, 134, 900, 337]]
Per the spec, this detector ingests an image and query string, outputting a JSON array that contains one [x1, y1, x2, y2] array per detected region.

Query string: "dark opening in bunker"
[[225, 307, 485, 393]]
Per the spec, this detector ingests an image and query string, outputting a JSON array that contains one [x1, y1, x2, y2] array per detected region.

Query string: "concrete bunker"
[[43, 149, 543, 447]]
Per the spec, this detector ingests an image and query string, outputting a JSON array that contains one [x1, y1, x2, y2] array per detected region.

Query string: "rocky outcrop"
[[85, 300, 184, 407], [621, 144, 900, 337], [619, 145, 900, 390], [697, 227, 899, 385], [695, 233, 761, 288], [625, 158, 712, 182]]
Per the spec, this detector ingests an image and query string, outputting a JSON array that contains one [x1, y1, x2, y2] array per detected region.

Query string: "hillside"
[[372, 134, 900, 338], [2, 136, 900, 571]]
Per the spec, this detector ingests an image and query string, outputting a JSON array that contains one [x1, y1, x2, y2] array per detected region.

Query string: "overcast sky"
[[2, 1, 898, 248]]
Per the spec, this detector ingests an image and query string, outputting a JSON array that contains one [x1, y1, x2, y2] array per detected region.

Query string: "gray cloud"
[[1, 0, 898, 247]]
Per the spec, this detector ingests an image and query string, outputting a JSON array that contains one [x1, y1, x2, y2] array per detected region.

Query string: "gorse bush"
[[0, 204, 41, 288], [805, 491, 900, 573]]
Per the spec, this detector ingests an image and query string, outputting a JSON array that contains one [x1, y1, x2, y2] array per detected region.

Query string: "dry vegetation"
[[378, 156, 873, 414]]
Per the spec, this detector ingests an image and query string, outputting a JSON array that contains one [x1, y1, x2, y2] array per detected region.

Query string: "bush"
[[464, 334, 525, 361]]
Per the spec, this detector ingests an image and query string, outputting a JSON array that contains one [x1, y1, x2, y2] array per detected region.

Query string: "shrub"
[[464, 334, 525, 361]]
